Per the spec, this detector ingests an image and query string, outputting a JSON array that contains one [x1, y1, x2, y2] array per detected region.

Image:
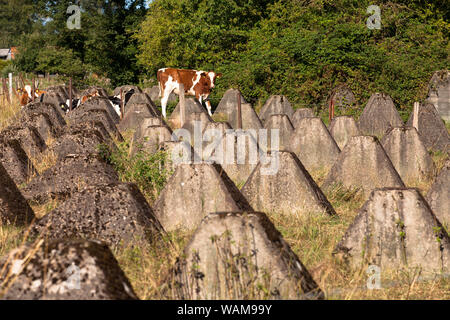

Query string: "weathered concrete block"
[[125, 92, 161, 117], [69, 108, 123, 141], [290, 117, 340, 174], [0, 138, 37, 186], [263, 113, 294, 151], [153, 163, 253, 232], [70, 97, 120, 124], [31, 182, 163, 247], [214, 90, 262, 131], [333, 188, 450, 273], [426, 160, 449, 227], [131, 125, 173, 156], [241, 151, 335, 215], [406, 102, 449, 152], [426, 70, 450, 122], [322, 136, 405, 197], [22, 154, 119, 204], [49, 126, 111, 161], [24, 102, 67, 126], [168, 98, 206, 128], [327, 85, 357, 111], [328, 116, 360, 150], [144, 85, 177, 103], [202, 122, 258, 185], [173, 211, 324, 300], [0, 239, 138, 300], [81, 85, 109, 98], [113, 85, 142, 96], [259, 95, 294, 124], [20, 111, 61, 142], [358, 93, 403, 138], [118, 103, 158, 132], [291, 108, 314, 128], [381, 126, 436, 185], [0, 125, 46, 159], [181, 112, 214, 141], [0, 163, 34, 226]]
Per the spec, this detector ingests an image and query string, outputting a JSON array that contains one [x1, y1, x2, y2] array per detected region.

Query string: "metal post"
[[179, 83, 185, 127], [237, 89, 242, 129], [69, 77, 73, 111]]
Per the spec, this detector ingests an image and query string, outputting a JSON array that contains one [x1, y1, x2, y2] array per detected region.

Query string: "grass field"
[[0, 95, 449, 300]]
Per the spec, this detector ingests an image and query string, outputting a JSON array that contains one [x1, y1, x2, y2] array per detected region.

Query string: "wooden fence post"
[[237, 89, 242, 129], [31, 76, 35, 102], [179, 83, 185, 127], [69, 77, 73, 111]]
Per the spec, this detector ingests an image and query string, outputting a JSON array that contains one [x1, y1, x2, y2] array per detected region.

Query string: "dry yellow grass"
[[0, 97, 448, 299]]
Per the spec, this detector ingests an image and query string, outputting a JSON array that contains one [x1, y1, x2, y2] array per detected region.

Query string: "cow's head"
[[206, 71, 222, 89]]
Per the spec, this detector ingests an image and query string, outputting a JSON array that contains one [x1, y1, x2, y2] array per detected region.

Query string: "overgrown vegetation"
[[137, 0, 449, 116], [100, 139, 173, 203]]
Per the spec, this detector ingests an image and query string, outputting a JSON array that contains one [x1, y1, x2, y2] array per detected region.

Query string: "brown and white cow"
[[157, 68, 221, 118]]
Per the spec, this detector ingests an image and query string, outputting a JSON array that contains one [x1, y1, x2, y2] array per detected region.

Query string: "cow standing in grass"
[[157, 68, 221, 118]]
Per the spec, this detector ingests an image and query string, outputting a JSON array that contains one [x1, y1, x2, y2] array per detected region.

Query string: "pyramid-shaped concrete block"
[[426, 160, 449, 227], [358, 93, 403, 137], [130, 125, 173, 156], [19, 111, 60, 142], [153, 163, 253, 232], [173, 211, 324, 300], [333, 188, 450, 273], [322, 136, 405, 197], [328, 116, 360, 150], [241, 151, 336, 215], [118, 103, 158, 132], [259, 95, 294, 124], [125, 92, 161, 116], [0, 125, 47, 159], [168, 98, 206, 128], [214, 91, 262, 131], [69, 108, 123, 141], [202, 122, 258, 185], [22, 102, 66, 129], [0, 138, 37, 186], [426, 70, 450, 121], [158, 140, 195, 174], [290, 117, 340, 174], [0, 239, 138, 300], [406, 102, 449, 152], [215, 88, 247, 114], [381, 126, 436, 185], [291, 108, 314, 128], [144, 85, 177, 103], [22, 154, 119, 205], [180, 112, 214, 140], [0, 163, 35, 226], [113, 85, 142, 96], [133, 117, 168, 141], [264, 114, 294, 151], [70, 97, 120, 123], [30, 182, 163, 247], [49, 126, 112, 161], [327, 85, 357, 110]]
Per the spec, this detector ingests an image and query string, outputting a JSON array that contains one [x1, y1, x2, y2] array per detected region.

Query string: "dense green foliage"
[[2, 0, 449, 114], [2, 0, 147, 86], [136, 0, 449, 114]]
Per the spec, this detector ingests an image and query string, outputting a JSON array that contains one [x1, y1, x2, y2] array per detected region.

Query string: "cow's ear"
[[216, 73, 222, 78]]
